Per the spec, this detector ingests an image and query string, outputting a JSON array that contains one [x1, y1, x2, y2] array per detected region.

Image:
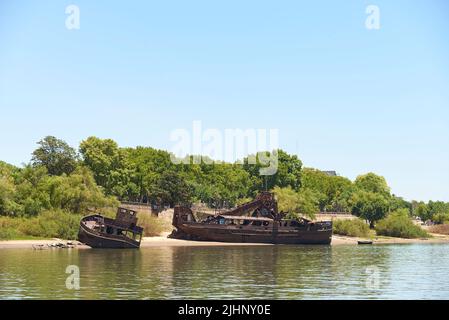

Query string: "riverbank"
[[2, 233, 449, 249], [331, 233, 449, 245], [0, 237, 274, 249]]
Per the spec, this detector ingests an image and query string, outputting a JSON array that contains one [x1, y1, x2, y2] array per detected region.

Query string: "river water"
[[1, 244, 449, 300]]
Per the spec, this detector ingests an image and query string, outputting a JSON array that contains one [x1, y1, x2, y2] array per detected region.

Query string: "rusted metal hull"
[[172, 193, 333, 245], [176, 223, 332, 245], [78, 215, 141, 249]]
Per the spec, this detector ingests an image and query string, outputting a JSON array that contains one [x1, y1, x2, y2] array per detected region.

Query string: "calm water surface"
[[1, 244, 449, 300]]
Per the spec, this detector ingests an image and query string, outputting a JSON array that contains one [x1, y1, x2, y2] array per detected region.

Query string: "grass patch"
[[1, 208, 174, 240], [0, 210, 82, 240], [0, 217, 27, 240], [375, 211, 429, 239], [5, 235, 51, 240], [333, 218, 371, 238], [137, 213, 173, 237]]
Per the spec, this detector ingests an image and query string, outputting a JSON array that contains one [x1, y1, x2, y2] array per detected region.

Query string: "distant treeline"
[[1, 136, 449, 228]]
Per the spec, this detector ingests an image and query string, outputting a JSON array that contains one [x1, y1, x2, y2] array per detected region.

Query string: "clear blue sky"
[[1, 0, 448, 202]]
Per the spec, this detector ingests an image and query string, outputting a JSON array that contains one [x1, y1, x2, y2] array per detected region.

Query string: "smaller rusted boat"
[[78, 208, 143, 249], [358, 240, 373, 245]]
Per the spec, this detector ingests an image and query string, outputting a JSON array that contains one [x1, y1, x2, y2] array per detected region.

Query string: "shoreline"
[[331, 233, 449, 245], [1, 233, 449, 249]]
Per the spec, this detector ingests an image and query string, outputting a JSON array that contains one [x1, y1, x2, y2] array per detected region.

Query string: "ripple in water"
[[1, 244, 449, 299]]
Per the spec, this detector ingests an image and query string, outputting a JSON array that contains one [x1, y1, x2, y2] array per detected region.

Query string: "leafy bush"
[[235, 197, 253, 206], [273, 186, 319, 220], [375, 210, 429, 239], [0, 227, 18, 240], [432, 213, 449, 225], [333, 218, 371, 237], [0, 217, 21, 240], [0, 210, 83, 240], [1, 163, 118, 217]]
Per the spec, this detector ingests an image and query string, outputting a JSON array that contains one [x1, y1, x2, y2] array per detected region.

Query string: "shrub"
[[375, 210, 429, 239], [432, 213, 449, 225], [0, 227, 19, 240], [273, 186, 319, 220], [0, 217, 22, 239], [1, 208, 175, 240], [19, 211, 74, 239], [0, 210, 83, 240], [333, 219, 371, 237], [137, 213, 173, 237]]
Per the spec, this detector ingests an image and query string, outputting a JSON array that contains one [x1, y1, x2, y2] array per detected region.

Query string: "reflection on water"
[[1, 244, 449, 299]]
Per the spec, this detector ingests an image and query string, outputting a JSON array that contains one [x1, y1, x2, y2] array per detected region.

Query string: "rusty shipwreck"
[[78, 208, 143, 249], [172, 192, 332, 245]]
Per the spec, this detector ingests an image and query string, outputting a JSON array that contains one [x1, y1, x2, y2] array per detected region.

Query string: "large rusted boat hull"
[[175, 223, 332, 245], [172, 193, 333, 245], [78, 216, 141, 249]]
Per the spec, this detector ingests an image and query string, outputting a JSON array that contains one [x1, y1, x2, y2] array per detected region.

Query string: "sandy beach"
[[331, 233, 449, 245], [1, 233, 449, 249], [0, 237, 274, 249]]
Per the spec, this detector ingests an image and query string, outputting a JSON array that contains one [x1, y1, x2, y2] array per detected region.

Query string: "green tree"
[[244, 149, 302, 194], [273, 186, 318, 219], [301, 168, 353, 212], [432, 212, 449, 224], [0, 160, 17, 175], [350, 190, 390, 228], [31, 136, 77, 176], [169, 156, 253, 208], [79, 137, 131, 198], [4, 160, 118, 217], [300, 169, 328, 210], [427, 201, 449, 217], [153, 170, 193, 207], [0, 170, 20, 216], [47, 166, 118, 213], [193, 162, 252, 208], [354, 173, 390, 196], [295, 189, 319, 220], [124, 146, 176, 203], [273, 186, 298, 213], [415, 202, 431, 221], [389, 195, 412, 214], [13, 165, 51, 216]]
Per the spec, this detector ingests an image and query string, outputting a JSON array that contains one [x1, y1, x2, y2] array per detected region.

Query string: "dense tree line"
[[0, 161, 117, 217], [1, 135, 449, 227]]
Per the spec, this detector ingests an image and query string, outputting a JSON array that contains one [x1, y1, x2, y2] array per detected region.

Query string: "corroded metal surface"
[[172, 193, 332, 245], [78, 208, 143, 249]]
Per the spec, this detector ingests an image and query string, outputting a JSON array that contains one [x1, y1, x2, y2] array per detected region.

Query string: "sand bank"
[[1, 234, 449, 249], [332, 233, 449, 245]]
